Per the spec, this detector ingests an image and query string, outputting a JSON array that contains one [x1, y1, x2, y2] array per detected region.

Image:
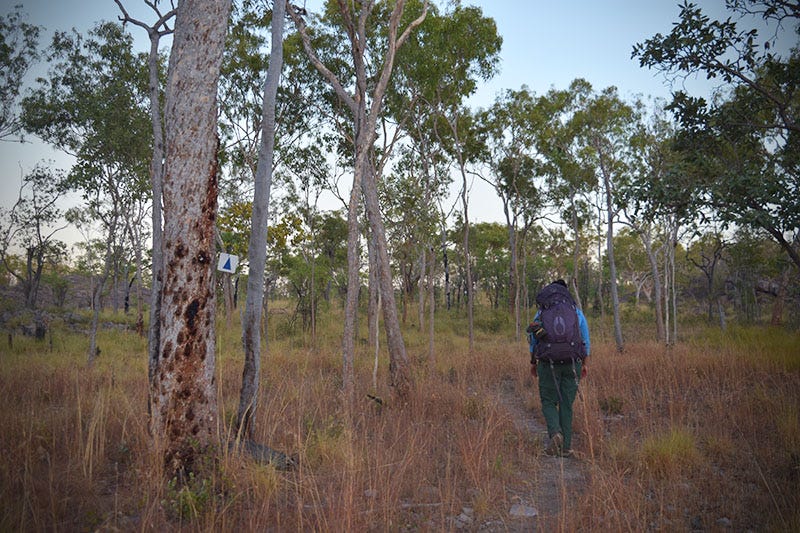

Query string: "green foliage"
[[392, 2, 501, 106], [633, 1, 800, 269], [162, 472, 213, 521], [0, 164, 69, 308], [0, 4, 41, 140], [473, 308, 510, 335], [703, 324, 800, 371]]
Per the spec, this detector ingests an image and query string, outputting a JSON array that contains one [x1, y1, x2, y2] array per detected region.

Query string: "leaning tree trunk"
[[441, 222, 451, 310], [150, 0, 230, 479], [237, 0, 284, 440], [287, 0, 426, 402], [361, 156, 412, 398]]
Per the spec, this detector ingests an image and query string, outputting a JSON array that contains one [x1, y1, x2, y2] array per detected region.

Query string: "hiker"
[[527, 279, 590, 457]]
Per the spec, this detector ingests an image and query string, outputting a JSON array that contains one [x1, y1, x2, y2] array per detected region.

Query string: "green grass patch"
[[640, 427, 701, 478]]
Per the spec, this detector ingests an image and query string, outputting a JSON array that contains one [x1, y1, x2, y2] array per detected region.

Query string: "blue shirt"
[[529, 307, 590, 357]]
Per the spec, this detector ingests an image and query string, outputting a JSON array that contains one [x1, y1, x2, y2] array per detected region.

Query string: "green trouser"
[[537, 360, 582, 451]]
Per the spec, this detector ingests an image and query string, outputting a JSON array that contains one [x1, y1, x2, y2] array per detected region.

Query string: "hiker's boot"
[[545, 432, 563, 456]]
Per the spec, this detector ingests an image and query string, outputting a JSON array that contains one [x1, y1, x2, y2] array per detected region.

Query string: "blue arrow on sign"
[[217, 253, 239, 273]]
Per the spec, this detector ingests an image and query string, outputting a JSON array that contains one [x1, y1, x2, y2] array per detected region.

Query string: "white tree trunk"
[[237, 0, 285, 440]]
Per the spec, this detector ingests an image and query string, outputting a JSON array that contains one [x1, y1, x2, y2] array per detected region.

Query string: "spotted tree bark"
[[149, 0, 231, 478]]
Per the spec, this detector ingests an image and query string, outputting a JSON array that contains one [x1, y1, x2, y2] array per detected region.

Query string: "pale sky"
[[0, 0, 794, 247]]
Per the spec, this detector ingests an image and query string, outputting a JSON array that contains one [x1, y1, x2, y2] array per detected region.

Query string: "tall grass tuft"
[[640, 426, 701, 478]]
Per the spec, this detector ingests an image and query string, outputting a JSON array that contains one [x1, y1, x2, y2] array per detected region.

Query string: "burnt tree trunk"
[[150, 0, 230, 479]]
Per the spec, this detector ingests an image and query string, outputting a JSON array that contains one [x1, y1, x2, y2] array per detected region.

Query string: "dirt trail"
[[494, 376, 588, 531]]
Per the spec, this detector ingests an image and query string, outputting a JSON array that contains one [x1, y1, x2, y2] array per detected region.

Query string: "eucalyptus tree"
[[620, 105, 682, 343], [236, 0, 286, 442], [0, 164, 68, 309], [21, 22, 152, 362], [478, 86, 549, 339], [281, 143, 333, 342], [437, 109, 483, 350], [387, 3, 501, 348], [150, 0, 231, 478], [379, 147, 441, 324], [114, 0, 175, 384], [667, 91, 800, 273], [287, 0, 428, 402], [535, 80, 596, 309], [468, 221, 510, 310], [405, 6, 500, 352], [572, 85, 638, 351], [614, 227, 653, 308], [0, 5, 41, 141], [217, 0, 277, 328], [634, 0, 800, 270]]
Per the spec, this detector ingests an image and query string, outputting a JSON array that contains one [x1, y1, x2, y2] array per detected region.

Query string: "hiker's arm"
[[577, 309, 590, 357]]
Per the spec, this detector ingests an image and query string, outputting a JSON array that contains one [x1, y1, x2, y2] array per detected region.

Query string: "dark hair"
[[553, 279, 567, 287]]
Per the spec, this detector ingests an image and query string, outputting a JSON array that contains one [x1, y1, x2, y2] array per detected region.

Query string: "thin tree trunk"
[[640, 229, 665, 343], [114, 0, 175, 410], [418, 248, 426, 332], [238, 0, 284, 439], [521, 229, 530, 314], [601, 165, 623, 351], [670, 220, 679, 343], [461, 167, 474, 352], [442, 223, 451, 310], [663, 236, 671, 344], [88, 217, 118, 366], [717, 297, 727, 330], [342, 170, 361, 408], [427, 245, 435, 369], [127, 215, 145, 336], [569, 194, 583, 310], [287, 0, 426, 402], [361, 157, 411, 398], [596, 201, 605, 317]]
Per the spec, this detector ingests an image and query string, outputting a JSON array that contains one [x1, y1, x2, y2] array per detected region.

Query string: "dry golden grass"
[[0, 307, 798, 531]]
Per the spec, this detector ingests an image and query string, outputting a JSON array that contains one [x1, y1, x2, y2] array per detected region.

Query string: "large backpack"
[[533, 283, 585, 363]]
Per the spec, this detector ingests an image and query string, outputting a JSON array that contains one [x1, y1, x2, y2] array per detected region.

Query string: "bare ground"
[[488, 376, 588, 531]]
